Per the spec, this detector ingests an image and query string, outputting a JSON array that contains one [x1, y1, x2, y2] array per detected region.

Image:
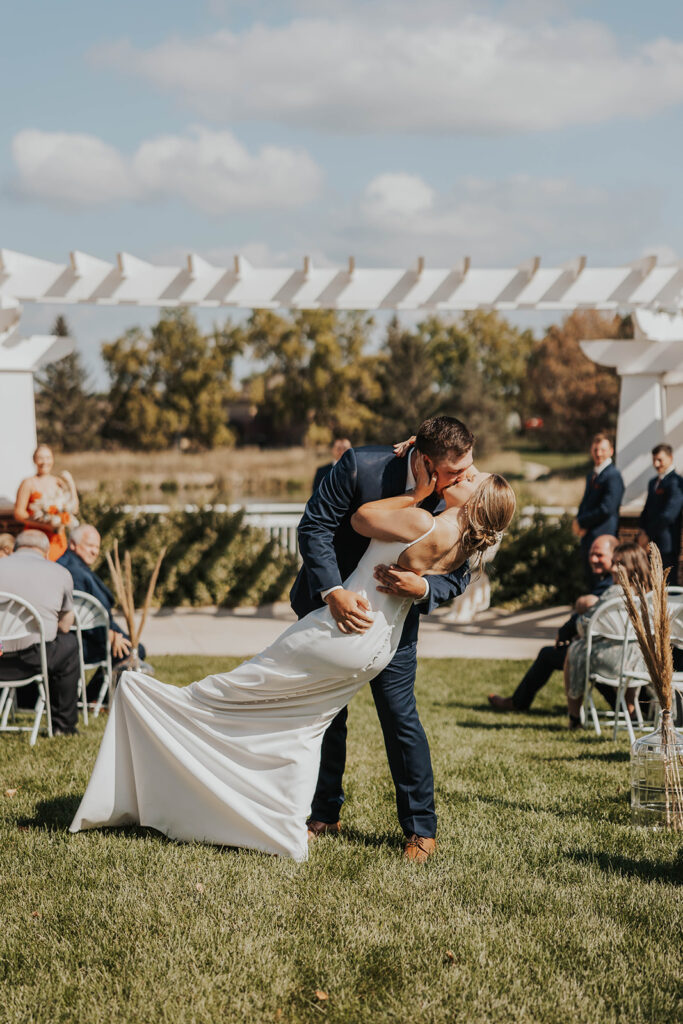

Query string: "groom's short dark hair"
[[415, 416, 474, 460]]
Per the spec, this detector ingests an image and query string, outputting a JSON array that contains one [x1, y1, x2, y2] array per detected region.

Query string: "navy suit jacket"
[[312, 462, 333, 494], [290, 445, 470, 647], [58, 549, 125, 637], [577, 462, 624, 545], [639, 471, 683, 561]]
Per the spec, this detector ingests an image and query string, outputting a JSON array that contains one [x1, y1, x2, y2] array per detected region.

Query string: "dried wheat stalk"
[[105, 540, 166, 650], [616, 544, 683, 829]]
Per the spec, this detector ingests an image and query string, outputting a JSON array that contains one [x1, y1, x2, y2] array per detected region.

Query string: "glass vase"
[[630, 711, 683, 829]]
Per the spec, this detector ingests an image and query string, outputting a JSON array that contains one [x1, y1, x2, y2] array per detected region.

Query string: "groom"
[[290, 415, 474, 861]]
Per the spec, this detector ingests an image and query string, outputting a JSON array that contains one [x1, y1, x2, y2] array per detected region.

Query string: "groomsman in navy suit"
[[573, 433, 624, 586], [291, 416, 473, 862], [637, 444, 683, 584]]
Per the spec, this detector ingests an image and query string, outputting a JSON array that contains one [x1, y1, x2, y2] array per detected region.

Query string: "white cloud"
[[10, 127, 323, 211], [363, 174, 435, 218], [12, 131, 139, 205], [93, 15, 683, 133], [346, 172, 660, 265]]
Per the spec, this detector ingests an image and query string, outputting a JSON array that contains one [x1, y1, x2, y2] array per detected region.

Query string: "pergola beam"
[[2, 249, 683, 312]]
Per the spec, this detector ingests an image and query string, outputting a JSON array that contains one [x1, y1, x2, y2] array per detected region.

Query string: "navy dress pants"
[[310, 642, 437, 838]]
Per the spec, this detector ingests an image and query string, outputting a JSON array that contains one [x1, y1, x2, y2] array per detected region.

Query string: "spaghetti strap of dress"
[[401, 517, 437, 553]]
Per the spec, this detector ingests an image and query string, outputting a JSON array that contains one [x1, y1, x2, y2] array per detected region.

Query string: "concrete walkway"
[[138, 603, 569, 660]]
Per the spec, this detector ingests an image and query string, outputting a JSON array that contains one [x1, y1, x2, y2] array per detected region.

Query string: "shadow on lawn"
[[566, 848, 683, 885], [457, 719, 566, 732], [18, 795, 82, 830]]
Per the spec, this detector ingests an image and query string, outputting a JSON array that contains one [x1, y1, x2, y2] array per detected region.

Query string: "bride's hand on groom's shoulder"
[[393, 435, 416, 457], [324, 588, 374, 634]]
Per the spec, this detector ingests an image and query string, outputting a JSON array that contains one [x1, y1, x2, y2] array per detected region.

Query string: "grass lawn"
[[1, 657, 681, 1024]]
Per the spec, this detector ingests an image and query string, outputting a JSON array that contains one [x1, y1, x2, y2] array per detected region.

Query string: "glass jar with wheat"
[[616, 544, 683, 830]]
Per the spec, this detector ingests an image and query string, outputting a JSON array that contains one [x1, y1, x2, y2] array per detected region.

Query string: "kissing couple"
[[71, 416, 515, 861]]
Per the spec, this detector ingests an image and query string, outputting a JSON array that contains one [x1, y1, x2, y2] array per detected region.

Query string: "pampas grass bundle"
[[105, 540, 166, 654], [616, 543, 683, 829]]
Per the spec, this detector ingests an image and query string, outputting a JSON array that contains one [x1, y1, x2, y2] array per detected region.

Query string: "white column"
[[0, 371, 38, 504], [581, 312, 683, 508], [0, 310, 72, 505], [615, 375, 664, 504]]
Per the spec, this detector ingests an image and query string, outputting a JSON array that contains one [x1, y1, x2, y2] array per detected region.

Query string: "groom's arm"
[[298, 447, 358, 595], [418, 564, 470, 616]]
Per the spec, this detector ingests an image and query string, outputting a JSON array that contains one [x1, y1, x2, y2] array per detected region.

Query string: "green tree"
[[246, 309, 380, 444], [34, 316, 103, 451], [372, 312, 527, 451], [371, 317, 440, 438], [101, 308, 240, 450]]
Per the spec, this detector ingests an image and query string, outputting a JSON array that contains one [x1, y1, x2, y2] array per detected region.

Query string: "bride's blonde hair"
[[460, 474, 516, 560]]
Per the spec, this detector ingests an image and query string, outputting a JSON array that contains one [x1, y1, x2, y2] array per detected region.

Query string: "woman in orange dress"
[[14, 444, 79, 560]]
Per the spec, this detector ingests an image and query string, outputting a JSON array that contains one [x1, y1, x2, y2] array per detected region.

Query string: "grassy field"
[[1, 657, 681, 1024], [58, 446, 587, 507]]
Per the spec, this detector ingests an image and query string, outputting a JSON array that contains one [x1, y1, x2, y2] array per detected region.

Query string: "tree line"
[[36, 308, 627, 453]]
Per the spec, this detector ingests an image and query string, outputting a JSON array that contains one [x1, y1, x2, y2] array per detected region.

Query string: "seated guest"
[[0, 533, 14, 557], [488, 535, 618, 712], [637, 443, 683, 585], [58, 525, 146, 696], [312, 437, 351, 493], [565, 541, 651, 730], [0, 530, 79, 735]]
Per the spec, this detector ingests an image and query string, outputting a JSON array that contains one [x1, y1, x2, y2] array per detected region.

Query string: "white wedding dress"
[[69, 523, 435, 860]]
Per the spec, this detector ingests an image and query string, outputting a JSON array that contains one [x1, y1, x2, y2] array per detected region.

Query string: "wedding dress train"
[[69, 524, 435, 860]]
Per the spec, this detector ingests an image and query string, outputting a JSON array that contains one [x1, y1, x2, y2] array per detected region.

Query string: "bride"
[[70, 458, 515, 860]]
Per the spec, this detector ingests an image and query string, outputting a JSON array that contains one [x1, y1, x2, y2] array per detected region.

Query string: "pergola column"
[[581, 311, 683, 506], [0, 301, 72, 504]]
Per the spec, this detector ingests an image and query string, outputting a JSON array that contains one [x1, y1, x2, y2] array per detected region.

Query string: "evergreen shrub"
[[489, 511, 584, 610], [79, 493, 298, 608]]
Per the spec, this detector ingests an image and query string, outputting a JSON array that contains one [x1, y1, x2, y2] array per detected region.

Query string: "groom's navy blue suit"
[[290, 445, 470, 837]]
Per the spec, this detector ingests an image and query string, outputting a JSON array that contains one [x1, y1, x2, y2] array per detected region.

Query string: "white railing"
[[118, 502, 578, 558], [121, 502, 306, 557]]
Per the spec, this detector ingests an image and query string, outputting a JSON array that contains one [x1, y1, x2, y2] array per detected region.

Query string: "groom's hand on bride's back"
[[324, 588, 373, 634]]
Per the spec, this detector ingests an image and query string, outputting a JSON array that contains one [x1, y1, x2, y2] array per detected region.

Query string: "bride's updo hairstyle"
[[460, 474, 516, 559]]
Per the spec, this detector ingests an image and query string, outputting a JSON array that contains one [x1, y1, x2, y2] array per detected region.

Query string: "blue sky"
[[3, 0, 683, 383]]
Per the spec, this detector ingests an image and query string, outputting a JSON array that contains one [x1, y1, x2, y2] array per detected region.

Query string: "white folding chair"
[[72, 591, 113, 721], [0, 591, 52, 745], [582, 595, 644, 744]]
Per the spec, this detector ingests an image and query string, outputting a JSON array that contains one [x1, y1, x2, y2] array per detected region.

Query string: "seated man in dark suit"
[[573, 433, 624, 587], [311, 438, 351, 493], [488, 534, 618, 712], [637, 443, 683, 585], [58, 524, 147, 698], [292, 416, 472, 862], [0, 530, 79, 735]]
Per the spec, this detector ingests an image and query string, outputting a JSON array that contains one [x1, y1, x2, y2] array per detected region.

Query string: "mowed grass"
[[1, 657, 682, 1024]]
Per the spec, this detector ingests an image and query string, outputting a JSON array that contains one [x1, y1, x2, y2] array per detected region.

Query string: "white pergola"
[[2, 248, 683, 504]]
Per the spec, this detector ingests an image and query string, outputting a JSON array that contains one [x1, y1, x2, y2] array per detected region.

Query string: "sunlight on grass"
[[1, 657, 681, 1023]]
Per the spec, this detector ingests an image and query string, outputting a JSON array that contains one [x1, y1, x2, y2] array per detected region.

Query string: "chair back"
[[585, 594, 629, 645], [0, 591, 43, 646], [0, 591, 51, 740], [72, 591, 109, 631]]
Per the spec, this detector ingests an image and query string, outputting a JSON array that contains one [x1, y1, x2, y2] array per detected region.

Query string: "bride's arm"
[[351, 451, 435, 540], [351, 504, 433, 542]]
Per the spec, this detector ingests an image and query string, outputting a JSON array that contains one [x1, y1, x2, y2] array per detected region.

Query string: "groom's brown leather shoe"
[[307, 819, 341, 840], [487, 694, 515, 711], [403, 834, 437, 863]]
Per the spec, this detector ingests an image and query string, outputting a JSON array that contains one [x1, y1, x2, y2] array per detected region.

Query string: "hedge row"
[[80, 494, 299, 608]]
